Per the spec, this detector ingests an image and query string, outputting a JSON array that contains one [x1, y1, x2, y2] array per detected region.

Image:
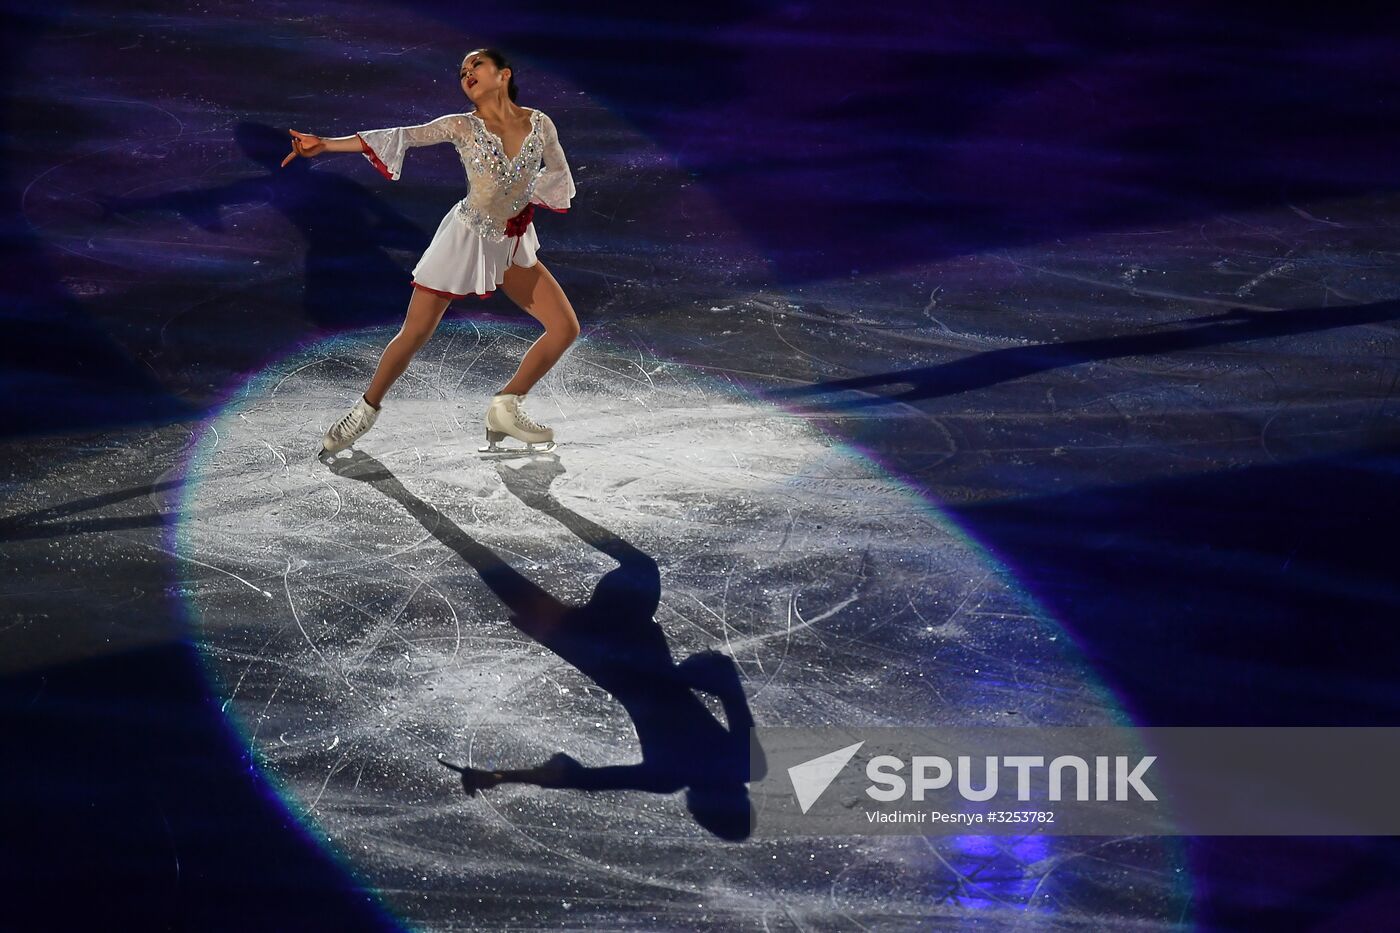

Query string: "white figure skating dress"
[[356, 108, 576, 299]]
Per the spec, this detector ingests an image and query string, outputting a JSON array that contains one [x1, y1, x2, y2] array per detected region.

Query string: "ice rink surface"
[[178, 332, 1181, 927], [3, 0, 1399, 929]]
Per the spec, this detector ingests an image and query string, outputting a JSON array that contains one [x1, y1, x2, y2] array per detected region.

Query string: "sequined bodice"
[[455, 110, 548, 241], [356, 108, 575, 240]]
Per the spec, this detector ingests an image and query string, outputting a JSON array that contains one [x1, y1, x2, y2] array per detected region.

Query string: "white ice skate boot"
[[480, 392, 555, 454], [319, 395, 380, 457]]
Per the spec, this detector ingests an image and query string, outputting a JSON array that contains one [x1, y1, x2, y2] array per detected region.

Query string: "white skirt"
[[410, 206, 541, 300]]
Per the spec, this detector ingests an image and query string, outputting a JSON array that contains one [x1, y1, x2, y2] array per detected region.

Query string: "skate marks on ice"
[[176, 324, 1186, 928]]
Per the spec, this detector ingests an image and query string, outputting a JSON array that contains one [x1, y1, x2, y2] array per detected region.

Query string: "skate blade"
[[477, 440, 557, 456]]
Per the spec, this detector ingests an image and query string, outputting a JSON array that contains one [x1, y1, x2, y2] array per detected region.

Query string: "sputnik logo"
[[788, 741, 865, 813]]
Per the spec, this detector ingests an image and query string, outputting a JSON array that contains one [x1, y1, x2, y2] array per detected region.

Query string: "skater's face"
[[460, 53, 508, 101]]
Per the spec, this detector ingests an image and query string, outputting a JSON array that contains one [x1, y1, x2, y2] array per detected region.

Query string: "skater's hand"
[[281, 130, 326, 167]]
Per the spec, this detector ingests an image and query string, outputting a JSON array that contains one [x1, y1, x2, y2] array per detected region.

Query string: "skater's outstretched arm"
[[282, 114, 470, 180], [279, 129, 360, 164]]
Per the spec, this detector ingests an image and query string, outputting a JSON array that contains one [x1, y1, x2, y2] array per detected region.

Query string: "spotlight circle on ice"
[[175, 323, 1187, 927]]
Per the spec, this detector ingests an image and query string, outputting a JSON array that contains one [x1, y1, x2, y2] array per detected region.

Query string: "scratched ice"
[[177, 328, 1186, 929]]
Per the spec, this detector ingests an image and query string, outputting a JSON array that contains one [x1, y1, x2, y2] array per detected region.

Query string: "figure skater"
[[282, 47, 578, 456]]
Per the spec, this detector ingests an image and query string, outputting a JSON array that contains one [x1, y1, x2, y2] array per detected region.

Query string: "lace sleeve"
[[356, 114, 469, 182], [530, 112, 575, 211]]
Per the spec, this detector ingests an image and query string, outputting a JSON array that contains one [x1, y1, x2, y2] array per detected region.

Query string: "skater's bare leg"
[[498, 260, 579, 396], [363, 287, 452, 407]]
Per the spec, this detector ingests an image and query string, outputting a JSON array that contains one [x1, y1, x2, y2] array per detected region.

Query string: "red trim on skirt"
[[411, 280, 494, 300]]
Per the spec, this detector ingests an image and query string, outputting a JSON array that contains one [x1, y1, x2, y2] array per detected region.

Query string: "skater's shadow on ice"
[[327, 451, 764, 841], [98, 122, 430, 330], [0, 478, 183, 542], [775, 300, 1400, 408]]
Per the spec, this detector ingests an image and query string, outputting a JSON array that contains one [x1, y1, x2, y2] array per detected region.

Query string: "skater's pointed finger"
[[280, 147, 298, 168]]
